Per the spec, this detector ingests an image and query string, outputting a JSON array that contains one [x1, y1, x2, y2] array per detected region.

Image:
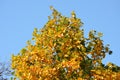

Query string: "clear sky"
[[0, 0, 120, 66]]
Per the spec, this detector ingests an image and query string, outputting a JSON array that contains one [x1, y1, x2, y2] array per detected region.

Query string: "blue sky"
[[0, 0, 120, 66]]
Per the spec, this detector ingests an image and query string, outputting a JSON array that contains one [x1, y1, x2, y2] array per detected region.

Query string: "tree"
[[0, 62, 12, 80], [11, 7, 120, 80]]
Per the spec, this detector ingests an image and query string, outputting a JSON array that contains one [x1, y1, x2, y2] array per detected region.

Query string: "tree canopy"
[[11, 7, 120, 80]]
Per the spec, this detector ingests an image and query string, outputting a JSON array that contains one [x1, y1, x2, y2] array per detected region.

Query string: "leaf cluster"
[[11, 7, 120, 80]]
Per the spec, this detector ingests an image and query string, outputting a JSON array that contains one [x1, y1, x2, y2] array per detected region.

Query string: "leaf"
[[98, 32, 103, 37]]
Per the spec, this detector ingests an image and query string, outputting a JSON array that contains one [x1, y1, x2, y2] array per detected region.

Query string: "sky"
[[0, 0, 120, 66]]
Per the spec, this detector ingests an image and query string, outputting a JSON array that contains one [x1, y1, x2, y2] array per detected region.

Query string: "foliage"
[[11, 7, 120, 80]]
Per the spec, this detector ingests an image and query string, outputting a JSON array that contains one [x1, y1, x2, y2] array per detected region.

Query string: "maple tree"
[[11, 7, 120, 80]]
